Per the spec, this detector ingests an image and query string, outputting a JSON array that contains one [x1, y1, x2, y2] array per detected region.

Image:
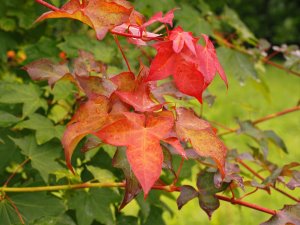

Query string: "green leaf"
[[86, 165, 116, 182], [0, 133, 20, 174], [0, 193, 65, 225], [68, 189, 119, 225], [264, 130, 288, 153], [217, 47, 258, 82], [58, 34, 116, 63], [261, 204, 300, 225], [0, 31, 17, 60], [177, 185, 199, 209], [14, 114, 64, 145], [48, 104, 70, 124], [11, 135, 63, 182], [143, 205, 166, 225], [51, 80, 77, 103], [29, 214, 76, 225], [0, 82, 48, 118], [176, 4, 213, 36], [238, 120, 288, 155], [0, 198, 21, 225], [0, 111, 21, 127], [116, 214, 138, 225], [0, 17, 16, 31], [24, 37, 60, 63], [196, 171, 229, 218], [222, 6, 257, 44], [12, 192, 65, 223]]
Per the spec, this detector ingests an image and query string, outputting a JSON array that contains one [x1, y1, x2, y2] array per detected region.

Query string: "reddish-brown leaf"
[[62, 95, 110, 172], [95, 111, 175, 195], [175, 108, 227, 176], [111, 70, 161, 112], [163, 137, 187, 158], [36, 0, 133, 40], [73, 50, 107, 77], [76, 75, 117, 98], [23, 59, 70, 87]]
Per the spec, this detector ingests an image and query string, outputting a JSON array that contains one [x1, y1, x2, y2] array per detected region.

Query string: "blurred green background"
[[0, 0, 299, 225]]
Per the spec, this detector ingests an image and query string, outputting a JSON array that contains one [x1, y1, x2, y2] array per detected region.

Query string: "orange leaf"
[[36, 0, 133, 40], [175, 108, 227, 176], [111, 70, 161, 112], [95, 111, 175, 195], [62, 95, 110, 172]]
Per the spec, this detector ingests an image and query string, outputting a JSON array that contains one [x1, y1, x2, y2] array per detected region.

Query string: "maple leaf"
[[73, 50, 107, 77], [95, 111, 175, 195], [36, 0, 134, 40], [23, 59, 70, 87], [141, 8, 177, 28], [175, 108, 227, 176], [110, 69, 162, 112], [147, 27, 227, 103], [196, 34, 228, 85], [62, 95, 110, 172], [76, 75, 117, 98]]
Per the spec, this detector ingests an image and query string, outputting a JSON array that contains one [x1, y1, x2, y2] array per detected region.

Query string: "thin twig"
[[0, 181, 278, 215], [5, 195, 25, 224], [218, 105, 300, 136], [253, 105, 300, 125], [35, 0, 59, 11], [208, 120, 235, 132], [214, 32, 300, 78], [237, 159, 300, 203], [3, 158, 30, 187], [113, 35, 132, 72], [215, 194, 276, 215]]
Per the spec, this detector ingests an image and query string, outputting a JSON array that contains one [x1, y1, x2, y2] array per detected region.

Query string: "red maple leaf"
[[110, 68, 162, 112], [95, 111, 175, 195], [147, 27, 227, 103], [36, 0, 138, 40]]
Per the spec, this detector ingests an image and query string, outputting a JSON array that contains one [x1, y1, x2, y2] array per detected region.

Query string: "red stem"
[[253, 105, 300, 125], [113, 35, 132, 72], [237, 159, 300, 203], [239, 188, 259, 200], [215, 194, 277, 215], [35, 0, 59, 11], [6, 195, 25, 224], [3, 158, 30, 187], [218, 105, 300, 136], [110, 30, 163, 41]]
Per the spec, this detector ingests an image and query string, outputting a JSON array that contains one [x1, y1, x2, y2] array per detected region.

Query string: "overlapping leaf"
[[36, 0, 135, 40], [62, 95, 110, 172], [23, 59, 70, 87], [261, 204, 300, 225], [95, 111, 175, 195], [147, 27, 227, 103], [112, 147, 142, 209], [111, 70, 161, 112], [175, 108, 227, 176]]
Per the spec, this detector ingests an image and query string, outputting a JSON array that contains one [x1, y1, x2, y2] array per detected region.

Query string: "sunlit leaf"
[[96, 111, 175, 195], [176, 108, 227, 176]]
